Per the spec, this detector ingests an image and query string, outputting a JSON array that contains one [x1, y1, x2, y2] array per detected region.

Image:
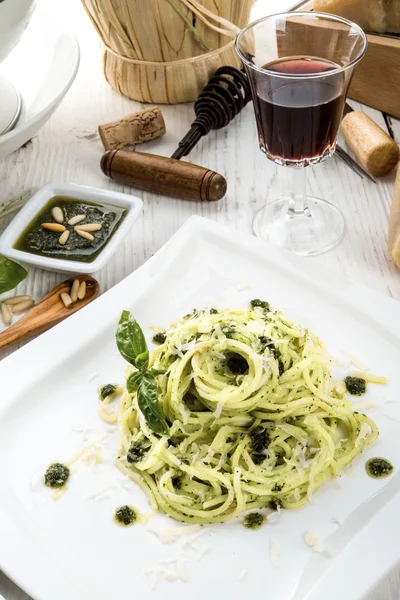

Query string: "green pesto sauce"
[[44, 463, 70, 488], [114, 505, 137, 526], [243, 512, 266, 530], [14, 196, 127, 263], [366, 457, 394, 479]]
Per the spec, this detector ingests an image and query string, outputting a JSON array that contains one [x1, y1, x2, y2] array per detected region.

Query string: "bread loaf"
[[388, 167, 400, 267], [314, 0, 400, 33]]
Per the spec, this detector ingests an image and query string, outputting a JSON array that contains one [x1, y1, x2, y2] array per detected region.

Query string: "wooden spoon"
[[0, 275, 99, 352]]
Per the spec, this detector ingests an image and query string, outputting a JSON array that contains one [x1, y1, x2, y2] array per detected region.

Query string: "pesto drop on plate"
[[14, 196, 127, 263]]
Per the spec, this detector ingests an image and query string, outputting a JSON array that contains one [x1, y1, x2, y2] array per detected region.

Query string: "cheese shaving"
[[355, 422, 372, 448], [213, 401, 224, 419], [87, 372, 99, 382], [357, 401, 376, 410], [347, 354, 369, 371], [351, 371, 387, 385], [304, 531, 318, 547], [148, 524, 202, 544], [267, 506, 281, 524], [269, 537, 280, 568]]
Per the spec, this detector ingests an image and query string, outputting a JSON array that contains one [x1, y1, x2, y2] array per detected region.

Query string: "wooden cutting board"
[[293, 0, 400, 118]]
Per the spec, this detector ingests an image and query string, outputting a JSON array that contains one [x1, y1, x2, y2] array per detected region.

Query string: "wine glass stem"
[[288, 167, 309, 217]]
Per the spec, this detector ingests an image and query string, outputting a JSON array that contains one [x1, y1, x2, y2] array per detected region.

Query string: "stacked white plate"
[[0, 2, 79, 159]]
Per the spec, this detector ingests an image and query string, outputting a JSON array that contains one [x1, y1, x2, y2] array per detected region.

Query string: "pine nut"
[[77, 280, 86, 300], [76, 229, 94, 241], [59, 230, 70, 245], [74, 223, 102, 232], [11, 299, 35, 314], [61, 292, 73, 308], [3, 295, 32, 306], [1, 303, 12, 325], [70, 279, 80, 303], [41, 223, 66, 232], [52, 206, 64, 223], [68, 214, 86, 226]]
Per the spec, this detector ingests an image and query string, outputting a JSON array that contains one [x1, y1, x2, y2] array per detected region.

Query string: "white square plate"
[[0, 181, 142, 273], [1, 216, 400, 600]]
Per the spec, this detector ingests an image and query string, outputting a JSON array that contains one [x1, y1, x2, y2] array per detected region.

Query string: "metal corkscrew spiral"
[[171, 66, 252, 160]]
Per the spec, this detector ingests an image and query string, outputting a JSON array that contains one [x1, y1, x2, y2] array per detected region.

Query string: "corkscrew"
[[171, 66, 252, 160], [101, 66, 252, 201]]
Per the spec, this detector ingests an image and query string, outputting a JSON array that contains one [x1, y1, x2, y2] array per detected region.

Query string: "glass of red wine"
[[236, 13, 367, 255]]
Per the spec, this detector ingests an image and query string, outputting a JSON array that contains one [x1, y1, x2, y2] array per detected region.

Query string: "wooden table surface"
[[1, 0, 399, 598]]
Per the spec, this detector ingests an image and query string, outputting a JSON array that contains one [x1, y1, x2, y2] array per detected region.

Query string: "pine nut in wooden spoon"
[[0, 275, 99, 352]]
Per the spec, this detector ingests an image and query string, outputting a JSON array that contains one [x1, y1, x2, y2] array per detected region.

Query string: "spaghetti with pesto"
[[111, 303, 378, 525]]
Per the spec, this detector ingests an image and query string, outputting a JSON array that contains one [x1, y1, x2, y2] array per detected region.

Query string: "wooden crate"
[[293, 0, 400, 118]]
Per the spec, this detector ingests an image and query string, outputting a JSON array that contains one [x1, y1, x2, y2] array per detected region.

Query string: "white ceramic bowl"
[[0, 0, 35, 64], [0, 3, 80, 158], [0, 182, 143, 273]]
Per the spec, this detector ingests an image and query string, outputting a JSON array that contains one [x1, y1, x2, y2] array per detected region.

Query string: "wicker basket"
[[81, 0, 253, 104]]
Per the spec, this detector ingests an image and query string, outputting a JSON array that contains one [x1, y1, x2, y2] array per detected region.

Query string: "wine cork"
[[388, 166, 400, 267], [99, 106, 166, 151], [340, 111, 399, 177]]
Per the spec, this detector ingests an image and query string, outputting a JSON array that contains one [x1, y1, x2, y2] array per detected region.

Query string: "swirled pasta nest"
[[115, 305, 378, 524]]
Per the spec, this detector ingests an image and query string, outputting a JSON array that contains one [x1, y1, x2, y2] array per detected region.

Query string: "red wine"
[[254, 56, 345, 163]]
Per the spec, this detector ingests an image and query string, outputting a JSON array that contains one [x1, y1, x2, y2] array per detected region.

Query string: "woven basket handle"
[[169, 0, 241, 38]]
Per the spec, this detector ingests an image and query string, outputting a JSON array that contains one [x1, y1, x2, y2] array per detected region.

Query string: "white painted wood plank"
[[1, 0, 400, 598]]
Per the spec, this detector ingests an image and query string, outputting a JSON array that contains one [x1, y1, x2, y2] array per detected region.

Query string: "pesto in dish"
[[14, 196, 127, 263]]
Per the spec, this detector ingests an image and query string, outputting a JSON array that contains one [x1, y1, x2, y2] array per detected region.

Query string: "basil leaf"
[[137, 373, 169, 436], [0, 255, 27, 295], [126, 371, 143, 394], [148, 368, 167, 376], [116, 310, 148, 366], [136, 351, 149, 373]]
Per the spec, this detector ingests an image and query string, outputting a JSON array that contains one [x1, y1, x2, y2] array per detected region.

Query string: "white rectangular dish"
[[0, 182, 142, 273], [0, 216, 400, 600]]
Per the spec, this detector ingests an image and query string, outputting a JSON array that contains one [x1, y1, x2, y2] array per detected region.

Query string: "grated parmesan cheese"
[[147, 525, 202, 544], [267, 505, 281, 524], [143, 527, 211, 590], [30, 472, 41, 491], [213, 401, 224, 419], [351, 371, 387, 385], [356, 401, 376, 410], [176, 560, 188, 583], [86, 486, 116, 501], [87, 372, 99, 382], [304, 531, 318, 547], [355, 422, 372, 447], [148, 324, 166, 333], [82, 444, 103, 466], [269, 538, 280, 568], [335, 381, 347, 395], [347, 354, 369, 371], [238, 569, 247, 581]]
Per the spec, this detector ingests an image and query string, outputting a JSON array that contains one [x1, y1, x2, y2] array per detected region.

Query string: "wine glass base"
[[253, 197, 345, 256]]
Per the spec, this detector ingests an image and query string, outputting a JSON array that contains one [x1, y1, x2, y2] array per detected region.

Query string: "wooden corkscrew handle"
[[101, 150, 227, 202]]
